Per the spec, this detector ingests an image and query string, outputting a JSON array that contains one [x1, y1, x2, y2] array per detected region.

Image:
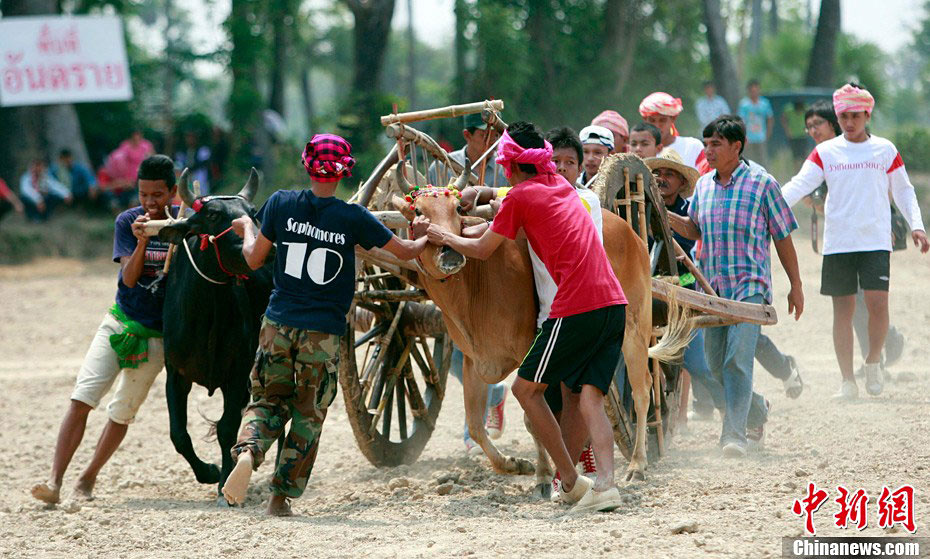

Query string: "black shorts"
[[518, 304, 625, 396], [821, 250, 890, 296]]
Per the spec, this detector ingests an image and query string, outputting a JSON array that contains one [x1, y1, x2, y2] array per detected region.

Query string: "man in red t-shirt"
[[425, 121, 627, 513]]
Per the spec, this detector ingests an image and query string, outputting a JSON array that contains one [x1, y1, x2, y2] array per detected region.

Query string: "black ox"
[[158, 169, 275, 499]]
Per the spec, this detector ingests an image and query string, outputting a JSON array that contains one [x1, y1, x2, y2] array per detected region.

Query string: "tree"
[[338, 0, 397, 173], [0, 0, 90, 189], [804, 0, 840, 87], [749, 0, 764, 54], [604, 0, 644, 99], [225, 0, 267, 171], [702, 0, 741, 108]]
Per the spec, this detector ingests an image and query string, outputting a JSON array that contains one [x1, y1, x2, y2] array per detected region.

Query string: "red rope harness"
[[197, 226, 249, 281]]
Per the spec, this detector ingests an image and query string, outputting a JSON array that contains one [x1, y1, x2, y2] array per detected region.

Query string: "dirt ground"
[[1, 237, 929, 559]]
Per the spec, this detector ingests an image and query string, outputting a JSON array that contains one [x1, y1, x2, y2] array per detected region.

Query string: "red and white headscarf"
[[495, 130, 557, 179], [638, 92, 683, 118], [591, 110, 629, 139], [301, 134, 355, 183], [833, 84, 875, 115]]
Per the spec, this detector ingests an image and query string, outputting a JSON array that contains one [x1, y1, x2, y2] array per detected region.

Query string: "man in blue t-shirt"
[[221, 134, 427, 516], [31, 155, 177, 505], [738, 79, 775, 168]]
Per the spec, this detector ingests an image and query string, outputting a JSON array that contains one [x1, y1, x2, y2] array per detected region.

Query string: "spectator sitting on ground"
[[20, 158, 72, 222], [99, 150, 139, 213], [51, 149, 98, 211], [0, 177, 25, 223]]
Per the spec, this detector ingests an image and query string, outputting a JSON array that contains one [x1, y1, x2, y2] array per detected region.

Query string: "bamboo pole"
[[670, 238, 717, 297], [481, 108, 508, 133], [162, 201, 188, 273], [380, 100, 504, 126], [357, 144, 399, 208]]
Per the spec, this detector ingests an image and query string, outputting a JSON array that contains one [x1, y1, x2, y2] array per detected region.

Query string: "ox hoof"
[[507, 457, 535, 476], [195, 464, 222, 485], [216, 495, 239, 508], [531, 482, 552, 500], [624, 468, 646, 483]]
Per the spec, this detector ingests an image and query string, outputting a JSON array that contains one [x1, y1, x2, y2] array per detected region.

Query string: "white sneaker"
[[558, 475, 593, 505], [571, 486, 623, 514], [782, 357, 803, 399], [864, 362, 884, 396], [832, 380, 859, 401], [722, 442, 747, 458]]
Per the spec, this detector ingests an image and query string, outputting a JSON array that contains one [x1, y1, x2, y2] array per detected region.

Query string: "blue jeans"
[[703, 294, 769, 447], [755, 333, 791, 381], [450, 345, 506, 441]]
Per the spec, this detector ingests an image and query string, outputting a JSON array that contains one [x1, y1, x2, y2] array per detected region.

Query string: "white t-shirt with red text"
[[781, 134, 925, 255], [491, 172, 626, 319]]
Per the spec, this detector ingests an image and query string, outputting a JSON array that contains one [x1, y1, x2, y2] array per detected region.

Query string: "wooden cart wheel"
[[606, 357, 682, 463], [338, 271, 451, 467]]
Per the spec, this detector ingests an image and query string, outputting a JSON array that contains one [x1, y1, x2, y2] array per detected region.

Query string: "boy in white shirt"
[[781, 83, 928, 400]]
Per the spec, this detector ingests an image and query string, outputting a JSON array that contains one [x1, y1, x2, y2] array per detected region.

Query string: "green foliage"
[[894, 126, 930, 173]]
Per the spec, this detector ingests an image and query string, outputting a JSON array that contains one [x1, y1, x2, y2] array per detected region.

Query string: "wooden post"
[[622, 166, 631, 222], [636, 173, 647, 244], [356, 144, 400, 207], [380, 100, 504, 126]]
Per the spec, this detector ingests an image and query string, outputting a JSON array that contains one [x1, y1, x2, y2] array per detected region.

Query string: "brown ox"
[[391, 168, 689, 491]]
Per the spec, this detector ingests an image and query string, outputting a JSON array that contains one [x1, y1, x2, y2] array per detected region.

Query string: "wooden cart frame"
[[338, 101, 778, 467]]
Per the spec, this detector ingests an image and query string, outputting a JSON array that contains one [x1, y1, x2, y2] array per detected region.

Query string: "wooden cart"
[[338, 101, 777, 467]]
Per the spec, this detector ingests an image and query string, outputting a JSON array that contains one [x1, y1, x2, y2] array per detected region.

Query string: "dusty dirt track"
[[1, 240, 929, 558]]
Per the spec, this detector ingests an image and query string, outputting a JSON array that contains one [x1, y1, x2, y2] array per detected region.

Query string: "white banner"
[[0, 15, 133, 107]]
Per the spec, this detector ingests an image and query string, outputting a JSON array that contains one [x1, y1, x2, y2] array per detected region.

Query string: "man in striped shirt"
[[668, 115, 804, 458]]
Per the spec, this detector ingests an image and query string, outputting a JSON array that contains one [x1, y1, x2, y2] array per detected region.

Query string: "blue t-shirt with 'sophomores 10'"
[[113, 206, 172, 331], [259, 189, 393, 334]]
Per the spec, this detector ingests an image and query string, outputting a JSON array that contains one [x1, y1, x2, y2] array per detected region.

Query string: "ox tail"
[[197, 400, 219, 443], [647, 291, 694, 364]]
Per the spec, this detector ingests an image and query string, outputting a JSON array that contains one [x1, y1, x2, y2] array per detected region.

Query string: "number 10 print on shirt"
[[282, 242, 344, 285]]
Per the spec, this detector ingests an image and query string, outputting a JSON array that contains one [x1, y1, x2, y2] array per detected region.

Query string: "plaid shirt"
[[689, 161, 797, 303]]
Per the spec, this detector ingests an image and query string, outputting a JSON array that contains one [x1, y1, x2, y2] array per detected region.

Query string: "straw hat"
[[644, 149, 700, 198]]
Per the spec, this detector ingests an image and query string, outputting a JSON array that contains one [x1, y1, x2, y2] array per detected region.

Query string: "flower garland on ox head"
[[403, 184, 462, 212]]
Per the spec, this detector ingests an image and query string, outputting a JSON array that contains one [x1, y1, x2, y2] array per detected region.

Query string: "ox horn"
[[237, 167, 260, 202], [177, 168, 195, 207], [394, 160, 413, 193], [452, 159, 471, 192]]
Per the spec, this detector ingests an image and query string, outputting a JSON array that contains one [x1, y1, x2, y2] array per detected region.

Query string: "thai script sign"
[[0, 15, 132, 107]]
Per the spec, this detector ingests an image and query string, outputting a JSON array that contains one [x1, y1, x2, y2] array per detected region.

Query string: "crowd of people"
[[0, 129, 225, 225], [28, 81, 927, 517]]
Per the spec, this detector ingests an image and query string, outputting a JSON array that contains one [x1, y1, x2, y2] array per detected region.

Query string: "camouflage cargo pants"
[[230, 317, 341, 498]]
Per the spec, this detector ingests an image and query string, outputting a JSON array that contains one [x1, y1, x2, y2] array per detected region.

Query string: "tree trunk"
[[226, 0, 265, 172], [749, 0, 764, 54], [0, 0, 90, 188], [269, 1, 288, 117], [526, 0, 557, 119], [702, 0, 741, 109], [604, 0, 643, 100], [300, 61, 315, 131], [768, 0, 779, 34], [340, 0, 396, 165], [804, 0, 840, 87], [406, 0, 416, 109], [453, 0, 468, 99]]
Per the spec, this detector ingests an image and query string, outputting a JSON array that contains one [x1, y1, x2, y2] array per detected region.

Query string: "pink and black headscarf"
[[302, 134, 355, 183], [495, 129, 558, 178]]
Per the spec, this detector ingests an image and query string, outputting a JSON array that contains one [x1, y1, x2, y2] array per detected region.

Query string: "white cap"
[[579, 125, 615, 150]]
